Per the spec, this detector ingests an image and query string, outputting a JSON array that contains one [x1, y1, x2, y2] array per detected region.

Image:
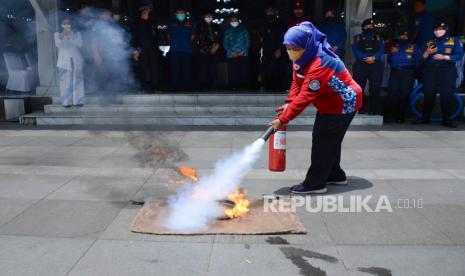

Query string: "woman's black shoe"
[[441, 121, 457, 128]]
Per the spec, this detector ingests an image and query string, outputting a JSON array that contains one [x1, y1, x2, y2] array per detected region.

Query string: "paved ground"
[[0, 123, 465, 276]]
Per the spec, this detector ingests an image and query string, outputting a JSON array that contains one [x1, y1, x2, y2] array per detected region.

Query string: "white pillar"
[[29, 0, 59, 96], [345, 0, 373, 67]]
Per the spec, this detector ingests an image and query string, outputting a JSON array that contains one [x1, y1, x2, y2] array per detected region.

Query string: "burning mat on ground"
[[131, 129, 307, 235]]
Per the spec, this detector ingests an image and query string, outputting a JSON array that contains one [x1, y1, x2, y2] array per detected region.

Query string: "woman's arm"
[[279, 71, 320, 124], [351, 42, 366, 61], [449, 38, 465, 62], [285, 72, 301, 103]]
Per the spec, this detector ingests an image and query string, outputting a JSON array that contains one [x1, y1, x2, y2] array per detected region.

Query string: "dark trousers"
[[170, 52, 192, 90], [302, 112, 355, 189], [196, 54, 217, 89], [386, 67, 415, 120], [139, 50, 159, 91], [353, 60, 383, 114], [262, 56, 287, 91], [227, 57, 249, 89], [422, 64, 456, 121]]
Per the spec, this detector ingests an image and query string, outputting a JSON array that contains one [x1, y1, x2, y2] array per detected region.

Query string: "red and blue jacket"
[[278, 55, 363, 124]]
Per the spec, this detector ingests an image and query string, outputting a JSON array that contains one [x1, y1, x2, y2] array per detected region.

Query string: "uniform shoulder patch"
[[308, 80, 321, 91], [444, 38, 455, 46]]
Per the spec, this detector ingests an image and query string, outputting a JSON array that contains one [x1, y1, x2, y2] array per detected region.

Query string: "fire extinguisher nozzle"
[[260, 127, 275, 142]]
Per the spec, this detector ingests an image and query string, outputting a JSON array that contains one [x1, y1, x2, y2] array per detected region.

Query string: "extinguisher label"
[[273, 131, 286, 150]]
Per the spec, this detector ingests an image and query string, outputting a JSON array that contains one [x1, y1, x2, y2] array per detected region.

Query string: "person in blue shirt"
[[223, 15, 250, 89], [167, 8, 195, 90], [413, 0, 435, 47], [384, 29, 421, 123], [317, 8, 347, 59], [351, 18, 384, 115], [415, 20, 465, 128]]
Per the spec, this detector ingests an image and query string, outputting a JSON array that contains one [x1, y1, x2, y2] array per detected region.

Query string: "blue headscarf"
[[283, 22, 337, 69]]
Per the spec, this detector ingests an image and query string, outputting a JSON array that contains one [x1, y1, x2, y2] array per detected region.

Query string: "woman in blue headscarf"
[[269, 22, 363, 194]]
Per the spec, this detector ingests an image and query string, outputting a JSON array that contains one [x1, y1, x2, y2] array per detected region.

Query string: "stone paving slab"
[[337, 245, 465, 276], [68, 240, 212, 276], [417, 205, 465, 245], [0, 198, 38, 227], [0, 199, 124, 239], [321, 207, 455, 245], [46, 175, 148, 202], [0, 174, 73, 199], [0, 236, 94, 276], [207, 244, 348, 276], [386, 179, 465, 206]]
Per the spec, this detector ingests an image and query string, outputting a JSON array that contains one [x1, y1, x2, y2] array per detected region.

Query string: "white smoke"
[[162, 138, 265, 232]]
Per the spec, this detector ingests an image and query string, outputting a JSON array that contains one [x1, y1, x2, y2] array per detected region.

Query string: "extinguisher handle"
[[260, 126, 275, 141]]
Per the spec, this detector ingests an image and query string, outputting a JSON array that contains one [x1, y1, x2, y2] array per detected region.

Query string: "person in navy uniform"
[[351, 18, 384, 115], [167, 8, 196, 90], [288, 0, 312, 28], [413, 0, 435, 47], [415, 20, 464, 128], [132, 4, 159, 91], [317, 7, 347, 59], [260, 6, 288, 91], [384, 30, 421, 123]]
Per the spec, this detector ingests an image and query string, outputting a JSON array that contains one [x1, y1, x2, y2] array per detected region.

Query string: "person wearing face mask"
[[193, 12, 220, 89], [223, 15, 250, 89], [260, 6, 288, 91], [384, 30, 421, 124], [268, 22, 362, 194], [288, 0, 312, 28], [54, 18, 85, 107], [351, 18, 384, 115], [131, 4, 159, 92], [414, 20, 464, 128], [167, 8, 196, 90], [317, 8, 347, 59]]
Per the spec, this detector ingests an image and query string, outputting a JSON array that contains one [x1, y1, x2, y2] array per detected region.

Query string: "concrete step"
[[43, 104, 316, 115], [119, 94, 286, 106], [20, 112, 383, 126]]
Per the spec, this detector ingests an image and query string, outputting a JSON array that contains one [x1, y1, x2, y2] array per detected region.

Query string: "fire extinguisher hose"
[[260, 126, 275, 142]]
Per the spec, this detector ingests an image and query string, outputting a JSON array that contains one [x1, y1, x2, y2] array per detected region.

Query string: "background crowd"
[[71, 0, 347, 92]]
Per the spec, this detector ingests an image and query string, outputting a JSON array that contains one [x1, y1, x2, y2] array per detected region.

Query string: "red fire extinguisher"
[[269, 124, 286, 172]]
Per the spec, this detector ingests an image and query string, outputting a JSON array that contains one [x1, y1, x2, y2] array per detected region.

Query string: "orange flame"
[[224, 188, 250, 219], [178, 166, 199, 182]]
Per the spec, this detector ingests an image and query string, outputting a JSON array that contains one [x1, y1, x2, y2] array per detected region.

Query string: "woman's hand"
[[269, 119, 283, 131], [275, 103, 289, 116], [423, 45, 437, 58], [432, 54, 450, 61]]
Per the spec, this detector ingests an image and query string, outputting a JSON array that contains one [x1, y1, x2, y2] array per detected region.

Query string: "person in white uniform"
[[54, 18, 85, 107]]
